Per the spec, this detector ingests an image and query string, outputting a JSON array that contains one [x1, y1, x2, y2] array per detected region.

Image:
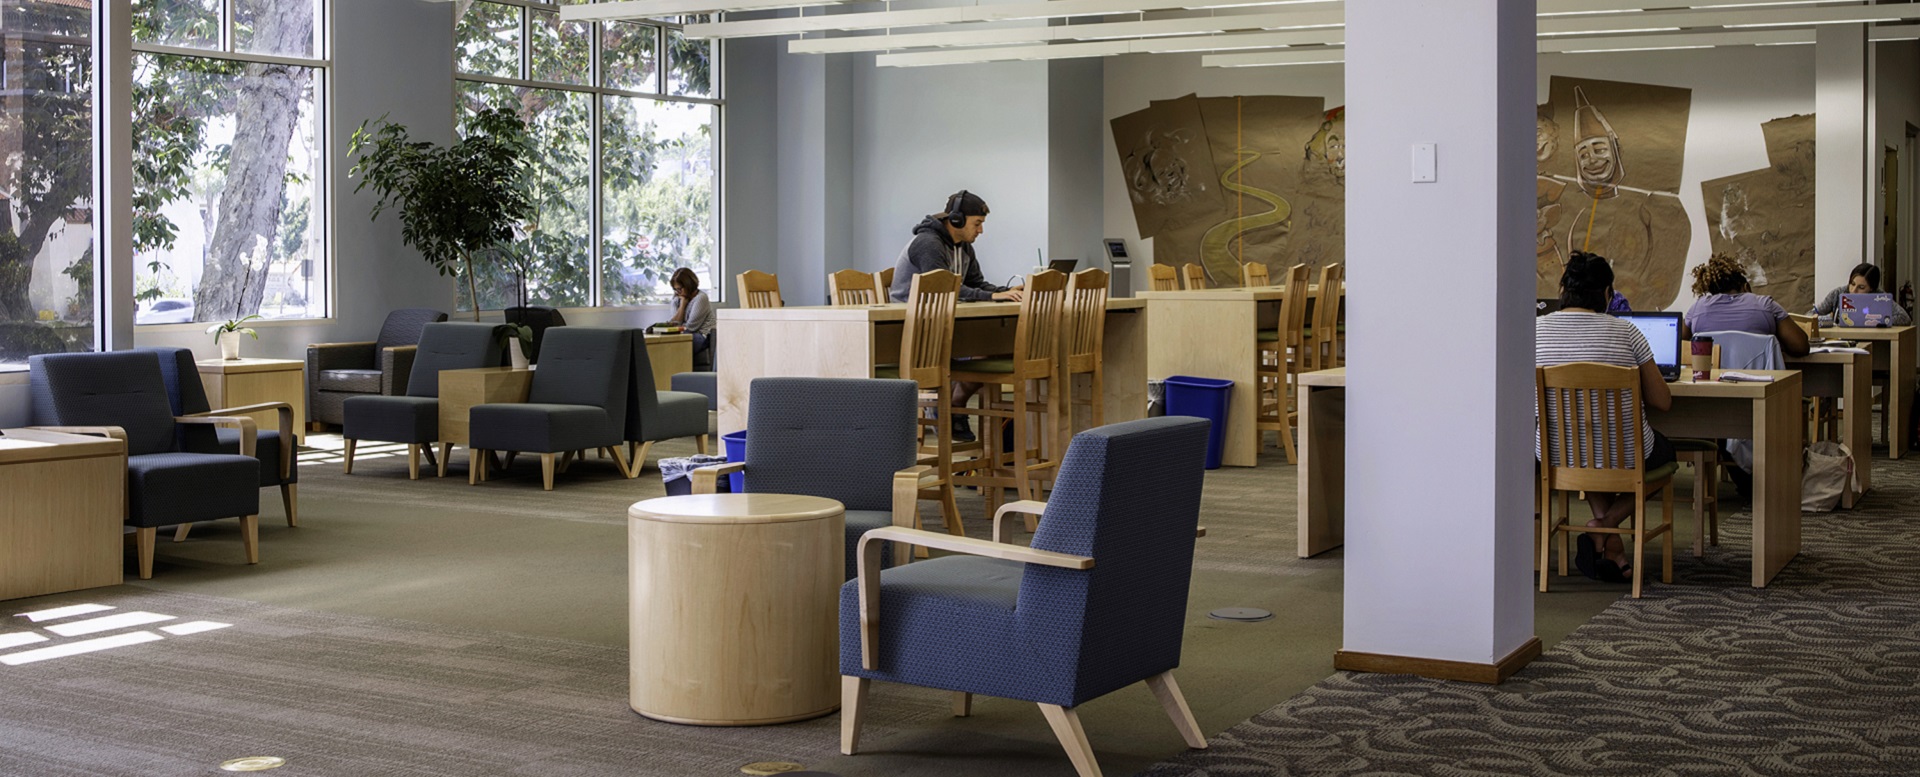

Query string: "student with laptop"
[[1813, 262, 1911, 327], [1681, 253, 1810, 357], [1536, 251, 1674, 584]]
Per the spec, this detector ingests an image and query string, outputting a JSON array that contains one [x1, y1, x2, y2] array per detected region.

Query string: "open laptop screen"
[[1617, 312, 1682, 375]]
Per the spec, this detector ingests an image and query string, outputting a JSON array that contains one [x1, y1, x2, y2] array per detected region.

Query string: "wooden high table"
[[1142, 285, 1321, 467], [1787, 350, 1874, 506], [0, 429, 127, 600], [1823, 326, 1915, 458], [1295, 368, 1805, 588], [716, 298, 1147, 433]]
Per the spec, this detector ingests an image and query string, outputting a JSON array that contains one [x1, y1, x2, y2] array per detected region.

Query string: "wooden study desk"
[[644, 333, 694, 391], [715, 298, 1147, 433], [1822, 326, 1914, 458], [1787, 350, 1873, 506], [1295, 368, 1804, 588], [1142, 285, 1322, 467]]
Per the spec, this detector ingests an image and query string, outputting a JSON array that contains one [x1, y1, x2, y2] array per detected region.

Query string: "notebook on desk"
[[1617, 311, 1683, 381]]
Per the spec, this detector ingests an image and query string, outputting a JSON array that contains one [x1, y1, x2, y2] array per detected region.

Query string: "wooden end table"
[[197, 357, 307, 444], [437, 367, 533, 483], [645, 333, 694, 391], [627, 493, 845, 726], [0, 429, 128, 600]]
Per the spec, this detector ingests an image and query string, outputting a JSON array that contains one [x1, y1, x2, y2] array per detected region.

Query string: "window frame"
[[454, 0, 723, 311]]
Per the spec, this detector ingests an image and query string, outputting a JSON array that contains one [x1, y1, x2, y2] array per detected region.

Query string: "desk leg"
[[1845, 358, 1872, 504], [1101, 311, 1147, 425], [1896, 329, 1916, 459], [1297, 385, 1345, 557], [1751, 381, 1803, 587]]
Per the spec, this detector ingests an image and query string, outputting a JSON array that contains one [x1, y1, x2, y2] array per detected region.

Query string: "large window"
[[0, 0, 97, 367], [131, 0, 327, 326], [455, 1, 718, 311]]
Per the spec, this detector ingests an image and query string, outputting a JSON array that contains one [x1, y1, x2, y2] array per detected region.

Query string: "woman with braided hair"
[[1680, 253, 1809, 357]]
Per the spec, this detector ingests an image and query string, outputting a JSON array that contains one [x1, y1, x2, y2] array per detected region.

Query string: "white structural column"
[[1816, 23, 1872, 295], [1340, 0, 1540, 681], [774, 43, 854, 306]]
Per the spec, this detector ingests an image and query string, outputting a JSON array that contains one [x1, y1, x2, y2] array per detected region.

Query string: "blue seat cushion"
[[839, 555, 1036, 698], [670, 372, 718, 411], [343, 395, 439, 446], [469, 403, 619, 454], [213, 427, 298, 486], [126, 452, 261, 528]]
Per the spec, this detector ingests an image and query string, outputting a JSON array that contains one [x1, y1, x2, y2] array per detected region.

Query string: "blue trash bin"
[[722, 430, 748, 492], [1162, 375, 1233, 469]]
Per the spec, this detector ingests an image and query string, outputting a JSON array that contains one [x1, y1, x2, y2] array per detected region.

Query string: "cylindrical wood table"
[[627, 493, 845, 726]]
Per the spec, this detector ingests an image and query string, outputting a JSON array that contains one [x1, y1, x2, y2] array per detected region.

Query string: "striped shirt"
[[1535, 311, 1656, 463]]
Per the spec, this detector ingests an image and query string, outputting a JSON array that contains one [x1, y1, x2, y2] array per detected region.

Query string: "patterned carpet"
[[1143, 456, 1920, 776]]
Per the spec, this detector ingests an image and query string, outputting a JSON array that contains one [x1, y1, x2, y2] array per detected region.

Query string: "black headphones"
[[946, 190, 972, 228]]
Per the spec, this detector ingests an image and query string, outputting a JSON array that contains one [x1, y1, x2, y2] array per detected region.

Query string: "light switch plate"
[[1412, 143, 1436, 183]]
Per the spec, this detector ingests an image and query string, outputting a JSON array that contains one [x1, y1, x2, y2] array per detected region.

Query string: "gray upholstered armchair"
[[306, 307, 447, 428], [838, 417, 1212, 777], [468, 327, 634, 490], [621, 327, 711, 474], [29, 351, 265, 579], [142, 347, 297, 543], [691, 377, 932, 581], [341, 322, 504, 479]]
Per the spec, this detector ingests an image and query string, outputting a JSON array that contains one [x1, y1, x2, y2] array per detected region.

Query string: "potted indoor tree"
[[346, 107, 536, 321]]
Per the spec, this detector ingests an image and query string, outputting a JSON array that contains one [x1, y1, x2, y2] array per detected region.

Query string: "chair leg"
[[136, 527, 156, 580], [240, 514, 259, 565], [841, 676, 870, 755], [610, 445, 635, 480], [469, 449, 485, 485], [540, 453, 556, 491], [407, 444, 421, 480], [1538, 489, 1553, 593], [952, 691, 973, 717], [342, 438, 357, 474], [174, 523, 192, 543], [626, 441, 653, 478], [1631, 492, 1646, 599], [1662, 485, 1675, 584], [558, 450, 575, 474], [697, 434, 709, 455], [1145, 672, 1207, 749], [421, 443, 438, 469], [437, 443, 451, 478], [1038, 703, 1103, 777], [1556, 491, 1571, 578], [281, 484, 298, 528], [1278, 413, 1298, 465]]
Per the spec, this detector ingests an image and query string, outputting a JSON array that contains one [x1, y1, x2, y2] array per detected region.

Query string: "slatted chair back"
[[1536, 363, 1649, 494], [736, 270, 784, 309], [875, 267, 896, 301], [1241, 262, 1270, 288], [1011, 270, 1070, 377], [1309, 262, 1344, 370], [1148, 264, 1179, 291], [1180, 263, 1208, 290], [830, 269, 882, 306], [899, 270, 960, 390], [1064, 269, 1109, 376], [1278, 263, 1312, 350]]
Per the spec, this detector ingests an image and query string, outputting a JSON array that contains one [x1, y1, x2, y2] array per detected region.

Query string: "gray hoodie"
[[888, 216, 1009, 302]]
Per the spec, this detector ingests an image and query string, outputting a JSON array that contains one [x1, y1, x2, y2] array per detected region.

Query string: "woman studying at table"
[[1536, 251, 1674, 584], [1680, 253, 1809, 356]]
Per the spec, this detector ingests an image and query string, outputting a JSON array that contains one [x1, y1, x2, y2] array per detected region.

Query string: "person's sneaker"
[[951, 416, 976, 443]]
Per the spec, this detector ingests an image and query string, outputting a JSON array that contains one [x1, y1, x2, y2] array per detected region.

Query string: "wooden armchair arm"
[[992, 500, 1048, 544], [691, 461, 746, 494], [889, 465, 938, 563], [855, 525, 1094, 670], [27, 426, 127, 441], [194, 402, 293, 479], [176, 415, 257, 457]]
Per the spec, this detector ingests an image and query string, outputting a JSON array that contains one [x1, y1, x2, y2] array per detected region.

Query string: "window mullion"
[[222, 0, 236, 52]]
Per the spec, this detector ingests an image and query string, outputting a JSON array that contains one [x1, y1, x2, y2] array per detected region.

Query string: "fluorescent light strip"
[[1537, 2, 1920, 35], [159, 621, 232, 636], [1203, 48, 1344, 67], [0, 631, 164, 666], [560, 0, 849, 22], [1204, 24, 1825, 67], [45, 611, 176, 638], [0, 633, 49, 650], [791, 11, 1342, 54], [1560, 44, 1715, 53], [689, 0, 1337, 39], [17, 603, 114, 622], [876, 31, 1342, 66], [1871, 23, 1920, 40]]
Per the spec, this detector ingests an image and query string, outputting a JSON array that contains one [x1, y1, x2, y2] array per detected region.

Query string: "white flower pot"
[[509, 338, 530, 370], [218, 331, 242, 361]]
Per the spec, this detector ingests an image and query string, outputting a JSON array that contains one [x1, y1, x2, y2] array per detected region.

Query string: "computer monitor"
[[1617, 312, 1683, 380], [1048, 259, 1078, 274]]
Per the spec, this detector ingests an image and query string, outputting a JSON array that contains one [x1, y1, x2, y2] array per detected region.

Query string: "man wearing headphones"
[[888, 190, 1023, 442]]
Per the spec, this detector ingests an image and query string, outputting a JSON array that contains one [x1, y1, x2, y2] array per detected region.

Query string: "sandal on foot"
[[1596, 559, 1633, 585]]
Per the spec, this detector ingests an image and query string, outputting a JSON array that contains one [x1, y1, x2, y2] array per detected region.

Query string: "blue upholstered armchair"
[[692, 377, 932, 581], [306, 307, 447, 428], [838, 417, 1212, 777], [29, 351, 264, 579], [141, 347, 297, 543], [340, 322, 504, 479], [468, 327, 634, 490], [621, 328, 712, 474]]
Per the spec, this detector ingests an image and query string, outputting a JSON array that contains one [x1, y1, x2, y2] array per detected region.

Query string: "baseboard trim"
[[1333, 637, 1542, 685]]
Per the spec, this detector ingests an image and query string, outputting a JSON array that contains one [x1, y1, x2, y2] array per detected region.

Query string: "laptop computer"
[[1837, 292, 1898, 328], [1535, 298, 1562, 316], [1617, 311, 1683, 381], [1047, 259, 1078, 274]]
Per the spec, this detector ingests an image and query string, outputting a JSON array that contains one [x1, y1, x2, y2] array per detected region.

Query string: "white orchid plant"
[[207, 314, 263, 342]]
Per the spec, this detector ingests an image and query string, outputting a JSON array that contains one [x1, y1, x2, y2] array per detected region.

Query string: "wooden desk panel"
[[198, 358, 306, 444], [1297, 370, 1344, 557], [645, 333, 694, 391], [438, 367, 533, 447], [0, 429, 127, 600], [1145, 286, 1318, 467], [1788, 351, 1873, 505], [1826, 326, 1915, 458]]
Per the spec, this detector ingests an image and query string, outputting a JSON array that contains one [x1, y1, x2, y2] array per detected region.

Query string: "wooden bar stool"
[[1180, 263, 1209, 290], [1241, 262, 1270, 288], [874, 270, 966, 538], [1306, 263, 1344, 371], [737, 270, 784, 309], [1537, 363, 1676, 599], [1673, 438, 1720, 557], [1255, 263, 1310, 464], [953, 269, 1069, 517], [1149, 264, 1180, 291], [830, 269, 882, 305]]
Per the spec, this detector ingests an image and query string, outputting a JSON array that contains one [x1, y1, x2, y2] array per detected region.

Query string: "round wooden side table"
[[627, 493, 845, 726]]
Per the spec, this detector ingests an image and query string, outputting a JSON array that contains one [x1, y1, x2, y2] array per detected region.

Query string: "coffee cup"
[[1689, 336, 1713, 381]]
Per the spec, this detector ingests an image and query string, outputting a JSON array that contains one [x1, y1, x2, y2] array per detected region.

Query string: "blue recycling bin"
[[722, 430, 748, 492], [1162, 376, 1233, 470]]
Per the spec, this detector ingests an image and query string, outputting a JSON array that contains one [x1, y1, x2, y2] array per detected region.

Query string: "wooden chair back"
[[899, 270, 960, 389], [1309, 263, 1344, 369], [1064, 269, 1110, 376], [1008, 270, 1070, 377], [1180, 263, 1208, 290], [1149, 264, 1179, 291], [874, 267, 896, 301], [1241, 262, 1270, 288], [1278, 263, 1311, 349], [1787, 313, 1818, 340], [736, 270, 783, 309], [829, 269, 882, 305], [1536, 363, 1650, 494]]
